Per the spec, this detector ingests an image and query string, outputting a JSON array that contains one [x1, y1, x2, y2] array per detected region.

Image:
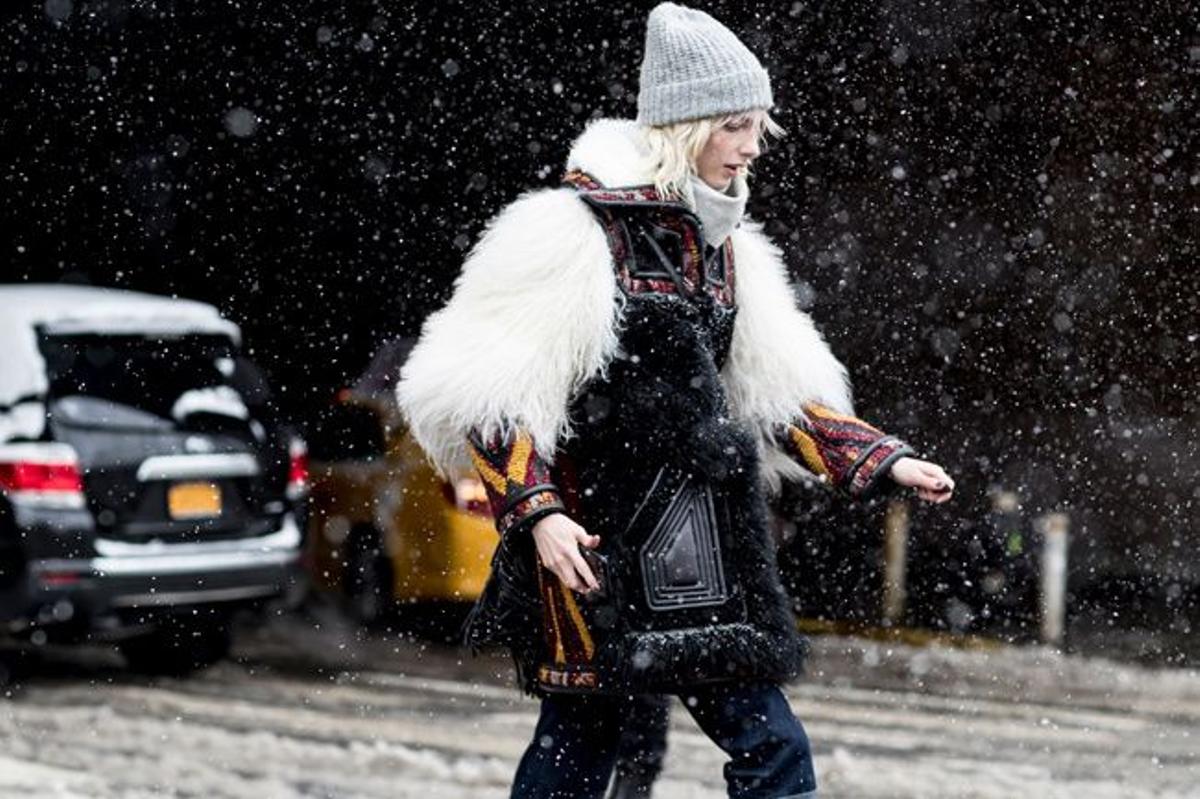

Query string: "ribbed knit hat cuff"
[[636, 68, 773, 126]]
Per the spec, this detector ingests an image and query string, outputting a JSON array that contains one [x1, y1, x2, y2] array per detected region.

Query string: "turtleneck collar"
[[562, 119, 750, 247], [685, 173, 749, 248]]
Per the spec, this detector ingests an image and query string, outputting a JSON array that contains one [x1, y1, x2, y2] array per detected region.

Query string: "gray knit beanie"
[[637, 2, 773, 126]]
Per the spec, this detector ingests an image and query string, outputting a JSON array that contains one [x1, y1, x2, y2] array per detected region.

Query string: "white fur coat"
[[396, 118, 854, 491]]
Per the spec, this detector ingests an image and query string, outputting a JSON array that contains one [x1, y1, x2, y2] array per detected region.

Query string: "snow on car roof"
[[0, 285, 242, 429], [0, 284, 240, 339]]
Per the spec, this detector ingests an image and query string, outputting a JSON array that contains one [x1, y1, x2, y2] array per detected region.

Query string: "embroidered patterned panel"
[[563, 170, 735, 307], [466, 428, 565, 536], [466, 429, 601, 689], [535, 561, 599, 690], [776, 403, 917, 498]]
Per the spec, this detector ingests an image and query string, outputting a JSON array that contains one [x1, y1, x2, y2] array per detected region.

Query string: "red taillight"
[[0, 444, 85, 509], [287, 438, 309, 499], [0, 461, 83, 493], [39, 571, 82, 586]]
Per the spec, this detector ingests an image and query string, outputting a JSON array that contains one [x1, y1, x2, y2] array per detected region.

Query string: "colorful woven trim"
[[776, 403, 916, 498], [497, 489, 564, 535], [536, 664, 599, 690], [535, 554, 598, 690], [563, 169, 666, 204], [563, 170, 735, 307], [467, 428, 565, 535], [848, 435, 915, 498], [467, 425, 598, 688]]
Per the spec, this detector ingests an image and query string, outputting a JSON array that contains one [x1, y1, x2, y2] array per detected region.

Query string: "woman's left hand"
[[889, 457, 955, 503]]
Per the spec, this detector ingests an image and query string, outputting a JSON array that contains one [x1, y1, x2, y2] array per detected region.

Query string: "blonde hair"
[[641, 110, 785, 200]]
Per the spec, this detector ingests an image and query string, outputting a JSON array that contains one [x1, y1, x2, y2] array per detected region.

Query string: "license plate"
[[168, 482, 222, 519]]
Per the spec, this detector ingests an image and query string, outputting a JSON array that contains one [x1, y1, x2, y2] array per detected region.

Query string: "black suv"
[[0, 285, 307, 673]]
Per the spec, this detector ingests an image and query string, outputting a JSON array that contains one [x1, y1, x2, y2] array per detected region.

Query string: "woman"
[[397, 4, 954, 797]]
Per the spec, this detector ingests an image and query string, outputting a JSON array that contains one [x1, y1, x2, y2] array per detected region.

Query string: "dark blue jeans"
[[613, 692, 672, 787], [510, 681, 818, 798]]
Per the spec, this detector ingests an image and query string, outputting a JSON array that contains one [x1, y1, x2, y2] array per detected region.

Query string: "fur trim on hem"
[[605, 623, 809, 693], [520, 625, 810, 697]]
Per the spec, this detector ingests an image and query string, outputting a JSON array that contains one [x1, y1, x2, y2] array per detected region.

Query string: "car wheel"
[[119, 616, 232, 676], [346, 529, 394, 627]]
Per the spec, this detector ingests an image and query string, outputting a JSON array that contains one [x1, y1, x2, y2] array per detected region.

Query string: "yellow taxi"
[[304, 339, 498, 623]]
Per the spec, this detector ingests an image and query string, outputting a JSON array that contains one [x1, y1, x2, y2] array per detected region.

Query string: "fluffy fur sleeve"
[[395, 187, 622, 476], [722, 220, 856, 491]]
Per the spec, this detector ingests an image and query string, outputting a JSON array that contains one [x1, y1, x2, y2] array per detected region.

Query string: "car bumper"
[[5, 514, 305, 633]]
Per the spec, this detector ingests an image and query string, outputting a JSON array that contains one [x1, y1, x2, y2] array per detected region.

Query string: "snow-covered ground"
[[0, 603, 1197, 798]]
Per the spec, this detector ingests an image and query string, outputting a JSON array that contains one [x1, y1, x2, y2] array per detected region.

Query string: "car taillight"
[[0, 443, 85, 509], [442, 475, 491, 517], [286, 438, 309, 500]]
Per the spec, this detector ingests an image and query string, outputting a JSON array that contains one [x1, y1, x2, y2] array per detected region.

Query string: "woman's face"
[[695, 113, 763, 191]]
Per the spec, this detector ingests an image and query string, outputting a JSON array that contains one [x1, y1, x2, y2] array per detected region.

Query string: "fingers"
[[535, 527, 601, 593], [566, 547, 599, 592], [568, 529, 601, 590], [557, 529, 600, 592], [915, 481, 954, 503], [917, 486, 952, 504], [544, 549, 597, 593], [543, 552, 584, 592], [912, 472, 942, 490], [577, 530, 601, 549], [882, 454, 955, 500], [901, 460, 954, 504], [916, 461, 955, 493]]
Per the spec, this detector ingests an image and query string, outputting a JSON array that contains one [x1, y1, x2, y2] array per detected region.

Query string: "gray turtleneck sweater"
[[686, 173, 749, 249]]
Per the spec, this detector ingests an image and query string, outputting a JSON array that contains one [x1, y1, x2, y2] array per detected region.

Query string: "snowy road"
[[1, 603, 1198, 799]]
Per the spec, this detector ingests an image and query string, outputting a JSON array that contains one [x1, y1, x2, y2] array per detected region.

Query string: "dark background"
[[3, 0, 1198, 642]]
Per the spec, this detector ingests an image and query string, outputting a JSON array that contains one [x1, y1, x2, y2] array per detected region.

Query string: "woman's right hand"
[[531, 513, 601, 594]]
